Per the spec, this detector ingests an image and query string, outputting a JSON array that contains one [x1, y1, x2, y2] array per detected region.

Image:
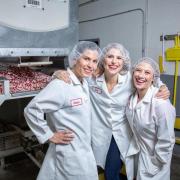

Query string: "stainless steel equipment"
[[0, 0, 78, 168]]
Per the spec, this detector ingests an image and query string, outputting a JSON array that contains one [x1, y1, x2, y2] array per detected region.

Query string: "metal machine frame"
[[0, 0, 78, 168], [159, 33, 180, 144]]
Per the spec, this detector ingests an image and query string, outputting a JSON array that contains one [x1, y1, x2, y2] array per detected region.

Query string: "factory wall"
[[79, 0, 145, 64], [78, 0, 180, 111], [78, 0, 180, 153], [78, 0, 180, 75]]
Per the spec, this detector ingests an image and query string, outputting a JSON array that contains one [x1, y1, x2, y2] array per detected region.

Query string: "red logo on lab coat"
[[92, 86, 102, 94], [71, 98, 83, 107]]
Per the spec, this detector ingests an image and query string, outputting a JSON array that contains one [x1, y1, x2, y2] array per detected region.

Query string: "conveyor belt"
[[0, 80, 39, 105], [0, 91, 38, 106]]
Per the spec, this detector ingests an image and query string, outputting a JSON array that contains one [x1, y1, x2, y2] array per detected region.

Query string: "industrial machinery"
[[159, 33, 180, 145], [0, 0, 78, 168]]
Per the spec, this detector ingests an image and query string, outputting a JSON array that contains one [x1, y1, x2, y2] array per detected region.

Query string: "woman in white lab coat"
[[89, 43, 135, 180], [126, 57, 175, 180], [24, 41, 101, 180], [54, 43, 169, 180]]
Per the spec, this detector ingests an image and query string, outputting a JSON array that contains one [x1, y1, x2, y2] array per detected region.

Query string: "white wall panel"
[[79, 10, 143, 63], [79, 0, 180, 75], [79, 0, 145, 64]]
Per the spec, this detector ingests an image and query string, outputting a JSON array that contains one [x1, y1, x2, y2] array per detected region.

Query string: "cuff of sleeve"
[[157, 78, 164, 88], [37, 130, 54, 144]]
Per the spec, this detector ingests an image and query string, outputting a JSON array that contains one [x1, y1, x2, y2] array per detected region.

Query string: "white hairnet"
[[132, 57, 160, 86], [99, 43, 131, 74], [68, 41, 101, 68]]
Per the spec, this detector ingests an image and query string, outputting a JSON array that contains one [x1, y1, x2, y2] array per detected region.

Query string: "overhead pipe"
[[79, 0, 99, 7]]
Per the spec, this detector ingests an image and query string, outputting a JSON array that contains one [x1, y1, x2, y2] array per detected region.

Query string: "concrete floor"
[[171, 155, 180, 180], [0, 153, 179, 180]]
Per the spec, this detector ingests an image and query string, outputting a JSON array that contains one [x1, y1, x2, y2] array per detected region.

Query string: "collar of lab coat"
[[96, 73, 126, 86], [67, 68, 84, 85], [129, 85, 157, 109]]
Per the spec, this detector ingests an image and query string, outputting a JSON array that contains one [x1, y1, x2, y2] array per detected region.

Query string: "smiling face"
[[133, 62, 154, 92], [73, 49, 99, 81], [103, 48, 124, 76]]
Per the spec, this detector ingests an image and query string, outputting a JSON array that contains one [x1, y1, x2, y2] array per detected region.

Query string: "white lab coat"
[[126, 85, 175, 180], [89, 72, 138, 180], [24, 69, 98, 180]]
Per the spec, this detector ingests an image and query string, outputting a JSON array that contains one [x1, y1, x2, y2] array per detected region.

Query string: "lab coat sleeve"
[[24, 79, 66, 144], [154, 99, 176, 165], [155, 77, 164, 88]]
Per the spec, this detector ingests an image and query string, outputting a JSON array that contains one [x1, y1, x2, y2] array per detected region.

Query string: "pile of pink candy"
[[0, 66, 51, 94]]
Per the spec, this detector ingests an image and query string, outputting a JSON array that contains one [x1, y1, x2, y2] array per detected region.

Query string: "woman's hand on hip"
[[49, 130, 74, 144]]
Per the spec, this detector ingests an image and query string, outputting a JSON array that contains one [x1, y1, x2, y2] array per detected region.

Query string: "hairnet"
[[99, 43, 131, 74], [132, 57, 160, 86], [68, 41, 101, 68]]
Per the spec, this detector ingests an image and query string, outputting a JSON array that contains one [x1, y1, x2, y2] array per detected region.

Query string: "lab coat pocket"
[[141, 153, 162, 177], [56, 150, 97, 176]]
